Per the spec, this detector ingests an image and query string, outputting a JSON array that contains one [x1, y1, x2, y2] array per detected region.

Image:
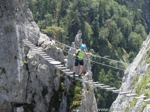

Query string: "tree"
[[128, 32, 142, 52]]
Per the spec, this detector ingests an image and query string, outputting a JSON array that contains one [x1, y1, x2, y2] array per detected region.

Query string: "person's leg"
[[73, 58, 78, 74], [73, 66, 77, 73], [79, 65, 84, 75], [79, 60, 84, 75]]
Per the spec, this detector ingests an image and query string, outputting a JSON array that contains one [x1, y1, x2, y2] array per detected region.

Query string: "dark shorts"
[[75, 58, 84, 66]]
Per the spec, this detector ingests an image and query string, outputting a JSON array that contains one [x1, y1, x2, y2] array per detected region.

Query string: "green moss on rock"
[[67, 80, 82, 111], [135, 70, 150, 96], [130, 98, 137, 107], [131, 74, 139, 89], [139, 103, 147, 112]]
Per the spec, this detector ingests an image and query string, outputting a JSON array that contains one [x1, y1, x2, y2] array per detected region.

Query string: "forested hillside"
[[115, 0, 150, 32], [28, 0, 147, 109]]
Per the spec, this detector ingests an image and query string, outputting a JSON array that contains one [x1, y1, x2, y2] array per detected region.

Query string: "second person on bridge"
[[73, 44, 90, 77]]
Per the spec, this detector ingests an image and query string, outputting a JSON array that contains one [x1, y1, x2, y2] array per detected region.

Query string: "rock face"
[[67, 31, 97, 112], [0, 0, 29, 111], [110, 34, 150, 112], [67, 30, 91, 73], [0, 0, 64, 111], [0, 0, 97, 112]]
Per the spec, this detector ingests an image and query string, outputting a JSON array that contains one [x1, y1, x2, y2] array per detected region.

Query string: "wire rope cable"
[[48, 36, 129, 65], [19, 25, 127, 70], [61, 48, 125, 71]]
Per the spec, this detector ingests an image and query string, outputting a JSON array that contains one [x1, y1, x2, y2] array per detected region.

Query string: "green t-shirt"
[[76, 49, 85, 60]]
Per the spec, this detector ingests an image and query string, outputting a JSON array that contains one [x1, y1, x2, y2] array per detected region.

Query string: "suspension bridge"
[[22, 39, 150, 102]]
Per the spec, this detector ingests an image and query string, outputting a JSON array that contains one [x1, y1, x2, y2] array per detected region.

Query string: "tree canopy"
[[28, 0, 147, 109]]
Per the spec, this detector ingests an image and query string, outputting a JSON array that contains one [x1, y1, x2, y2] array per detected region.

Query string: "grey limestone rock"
[[0, 0, 97, 112], [110, 34, 150, 112], [67, 30, 97, 112], [54, 76, 60, 91], [0, 0, 64, 111], [67, 30, 91, 72]]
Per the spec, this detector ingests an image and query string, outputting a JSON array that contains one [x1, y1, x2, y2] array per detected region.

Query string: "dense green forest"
[[115, 0, 150, 32], [28, 0, 147, 109]]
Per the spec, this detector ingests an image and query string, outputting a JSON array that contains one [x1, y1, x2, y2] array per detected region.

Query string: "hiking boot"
[[73, 72, 75, 78], [78, 74, 81, 77]]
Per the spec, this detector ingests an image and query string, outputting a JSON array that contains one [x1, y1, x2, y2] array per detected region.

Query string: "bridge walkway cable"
[[61, 47, 125, 71], [39, 38, 125, 71], [19, 24, 129, 66], [48, 43, 125, 71], [48, 36, 129, 65], [17, 25, 128, 71], [22, 39, 150, 102]]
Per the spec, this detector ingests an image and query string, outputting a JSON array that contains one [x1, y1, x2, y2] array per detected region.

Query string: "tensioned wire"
[[20, 25, 126, 70], [61, 47, 125, 71], [48, 38, 125, 71], [24, 40, 150, 99], [20, 24, 128, 65], [48, 37, 129, 65], [20, 25, 150, 100]]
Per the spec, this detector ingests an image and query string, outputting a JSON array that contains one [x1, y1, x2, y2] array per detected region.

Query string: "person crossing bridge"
[[73, 44, 90, 77]]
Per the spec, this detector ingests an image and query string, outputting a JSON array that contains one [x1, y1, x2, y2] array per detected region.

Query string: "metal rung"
[[46, 59, 54, 61], [50, 61, 61, 65], [26, 44, 34, 46], [68, 74, 74, 77], [33, 48, 43, 51], [94, 84, 104, 86], [135, 96, 146, 99], [74, 74, 79, 77], [55, 65, 64, 67], [76, 78, 84, 81], [32, 50, 41, 52], [43, 57, 52, 59], [33, 48, 42, 50], [88, 81, 94, 84], [47, 60, 54, 63], [24, 42, 32, 44], [42, 56, 51, 58], [41, 55, 50, 57], [62, 69, 70, 72], [93, 82, 99, 84], [26, 44, 36, 46], [23, 41, 31, 44], [119, 91, 130, 95], [57, 67, 67, 69], [99, 85, 110, 88], [36, 47, 43, 49], [126, 93, 137, 97], [112, 90, 120, 93], [32, 48, 42, 50], [144, 99, 150, 102], [65, 72, 73, 75], [40, 53, 48, 56], [105, 87, 116, 91], [39, 54, 47, 56], [45, 57, 53, 59], [30, 46, 37, 48]]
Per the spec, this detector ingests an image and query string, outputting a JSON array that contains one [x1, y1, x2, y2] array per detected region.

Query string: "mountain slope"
[[110, 34, 150, 111], [0, 0, 97, 112]]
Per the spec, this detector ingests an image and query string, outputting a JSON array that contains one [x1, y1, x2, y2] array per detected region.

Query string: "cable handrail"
[[49, 37, 129, 65], [18, 24, 126, 70], [23, 39, 150, 103], [61, 47, 125, 71], [19, 24, 129, 65]]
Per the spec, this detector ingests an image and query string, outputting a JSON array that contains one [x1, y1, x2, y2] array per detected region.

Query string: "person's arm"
[[84, 51, 91, 56], [73, 51, 76, 56]]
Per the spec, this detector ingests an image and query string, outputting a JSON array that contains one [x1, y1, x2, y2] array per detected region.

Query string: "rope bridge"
[[22, 39, 150, 102]]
